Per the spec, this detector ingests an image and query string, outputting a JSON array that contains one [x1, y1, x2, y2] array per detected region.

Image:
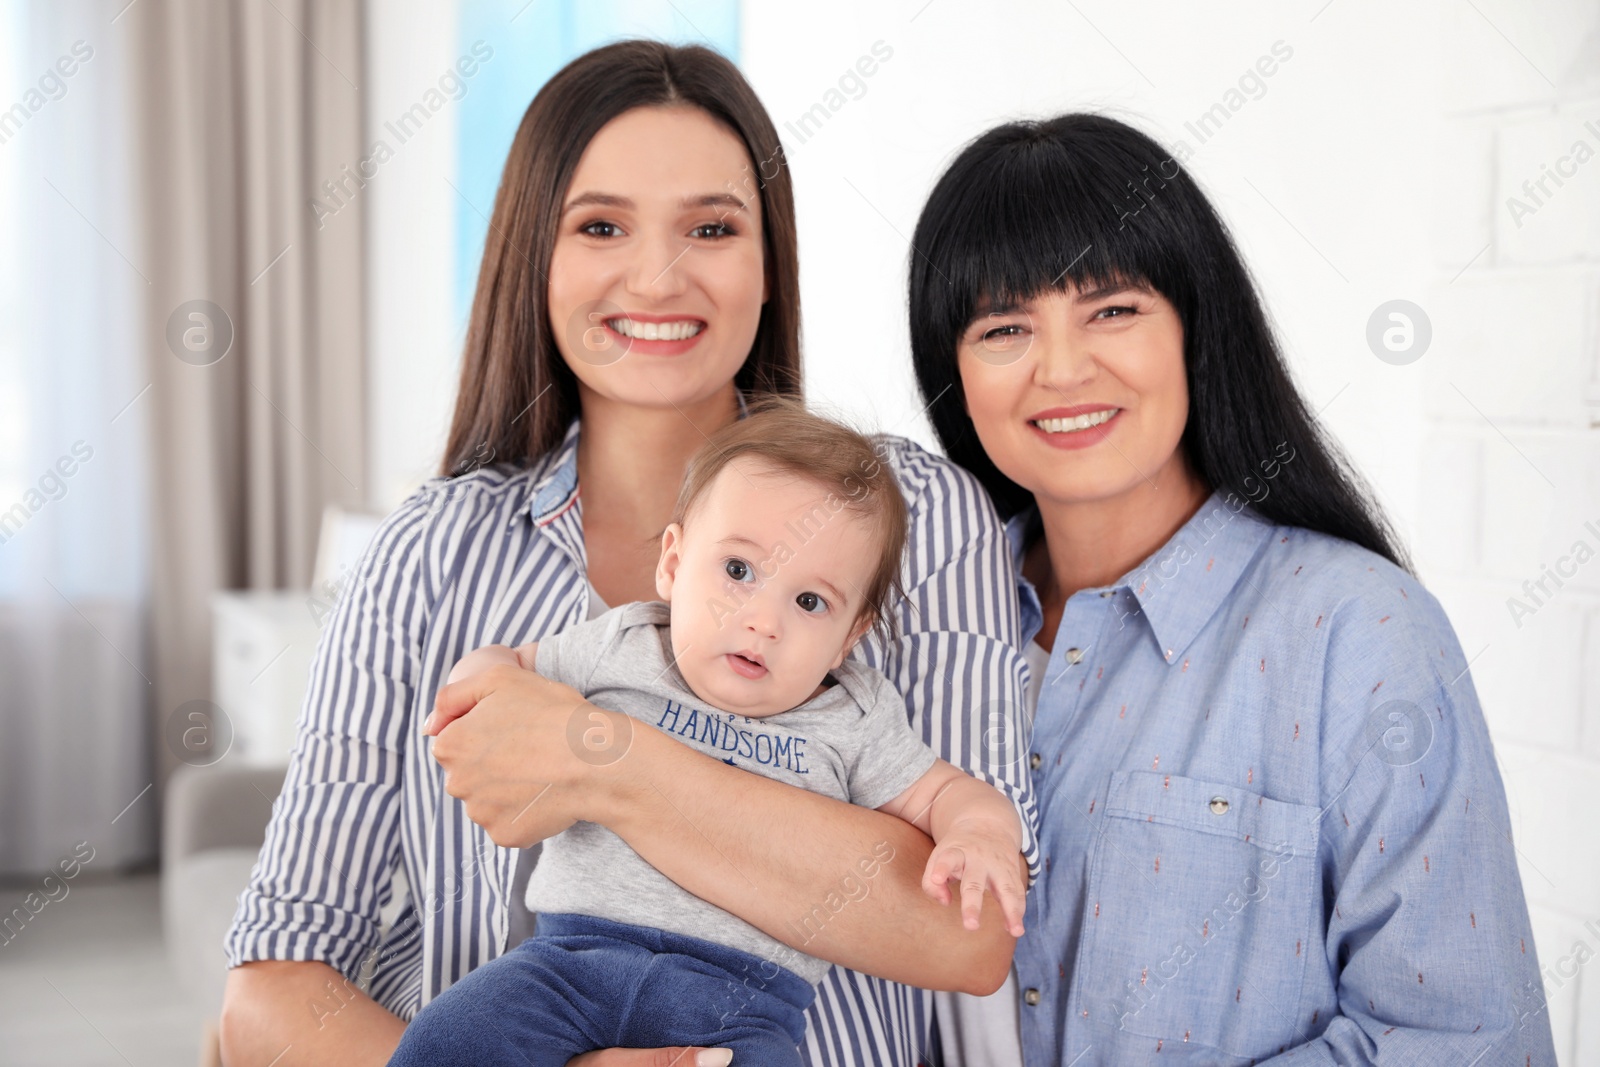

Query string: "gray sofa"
[[162, 763, 287, 1026]]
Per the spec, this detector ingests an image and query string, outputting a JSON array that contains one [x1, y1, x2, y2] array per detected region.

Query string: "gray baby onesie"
[[524, 600, 937, 983]]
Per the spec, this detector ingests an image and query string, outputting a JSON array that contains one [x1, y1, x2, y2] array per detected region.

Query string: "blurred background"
[[0, 0, 1596, 1062]]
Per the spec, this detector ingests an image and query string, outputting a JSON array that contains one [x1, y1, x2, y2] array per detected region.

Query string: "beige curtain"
[[130, 0, 367, 789]]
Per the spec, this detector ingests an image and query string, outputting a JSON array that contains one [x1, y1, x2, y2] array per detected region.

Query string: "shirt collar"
[[1005, 489, 1277, 664], [526, 417, 582, 525], [523, 388, 752, 526]]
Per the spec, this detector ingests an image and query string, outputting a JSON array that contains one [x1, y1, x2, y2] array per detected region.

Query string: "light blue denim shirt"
[[1009, 490, 1557, 1065]]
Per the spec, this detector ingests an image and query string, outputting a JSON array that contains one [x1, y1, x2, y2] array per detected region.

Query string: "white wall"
[[1420, 2, 1600, 1059], [364, 0, 462, 511]]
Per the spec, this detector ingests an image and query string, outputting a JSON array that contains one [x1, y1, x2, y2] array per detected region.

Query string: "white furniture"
[[210, 591, 324, 767], [208, 506, 384, 766]]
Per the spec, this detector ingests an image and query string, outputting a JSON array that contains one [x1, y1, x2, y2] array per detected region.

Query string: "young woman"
[[219, 41, 1037, 1067], [911, 114, 1558, 1065]]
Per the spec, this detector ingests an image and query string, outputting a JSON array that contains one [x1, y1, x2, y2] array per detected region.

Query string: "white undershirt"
[[930, 637, 1050, 1066], [1021, 638, 1048, 729], [585, 579, 609, 620]]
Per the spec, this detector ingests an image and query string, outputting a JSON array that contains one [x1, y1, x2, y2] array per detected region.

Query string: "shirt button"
[[1030, 752, 1042, 770], [1099, 589, 1115, 598], [1024, 987, 1042, 1006], [1209, 796, 1230, 815], [1065, 647, 1084, 665]]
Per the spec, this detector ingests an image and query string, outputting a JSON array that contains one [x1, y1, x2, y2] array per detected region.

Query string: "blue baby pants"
[[388, 912, 815, 1066]]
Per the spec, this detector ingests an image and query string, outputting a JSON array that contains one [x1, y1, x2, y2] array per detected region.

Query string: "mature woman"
[[219, 42, 1036, 1067], [915, 114, 1558, 1065]]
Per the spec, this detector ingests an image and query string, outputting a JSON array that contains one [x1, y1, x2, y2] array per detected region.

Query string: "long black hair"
[[908, 112, 1411, 572]]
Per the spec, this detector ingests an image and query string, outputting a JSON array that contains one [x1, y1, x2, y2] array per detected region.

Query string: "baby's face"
[[654, 457, 883, 717]]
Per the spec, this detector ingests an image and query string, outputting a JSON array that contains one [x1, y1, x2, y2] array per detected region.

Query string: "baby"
[[389, 399, 1029, 1066]]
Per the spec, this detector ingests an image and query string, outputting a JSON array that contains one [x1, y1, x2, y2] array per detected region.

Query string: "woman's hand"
[[424, 663, 634, 847]]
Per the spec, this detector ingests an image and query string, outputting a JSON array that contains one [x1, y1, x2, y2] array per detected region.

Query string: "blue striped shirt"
[[225, 404, 1042, 1066]]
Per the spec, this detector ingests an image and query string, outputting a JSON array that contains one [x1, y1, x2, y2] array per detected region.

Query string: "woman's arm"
[[1251, 589, 1557, 1064], [604, 722, 1027, 993], [219, 960, 731, 1067], [220, 961, 405, 1067], [428, 670, 1021, 994]]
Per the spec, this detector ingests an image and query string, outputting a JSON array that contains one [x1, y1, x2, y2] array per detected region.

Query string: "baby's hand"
[[922, 814, 1026, 937], [423, 642, 542, 737], [445, 643, 530, 686]]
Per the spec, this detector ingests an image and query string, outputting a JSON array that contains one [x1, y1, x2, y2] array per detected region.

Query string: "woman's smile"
[[1027, 404, 1123, 450], [603, 312, 708, 355]]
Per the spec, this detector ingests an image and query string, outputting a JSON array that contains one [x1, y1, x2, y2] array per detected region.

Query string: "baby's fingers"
[[992, 865, 1027, 937], [957, 873, 988, 931], [922, 845, 965, 907]]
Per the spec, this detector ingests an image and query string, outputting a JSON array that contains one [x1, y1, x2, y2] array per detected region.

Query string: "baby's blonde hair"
[[671, 396, 907, 644]]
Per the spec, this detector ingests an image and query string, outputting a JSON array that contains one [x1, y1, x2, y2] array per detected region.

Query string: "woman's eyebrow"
[[972, 298, 1026, 317], [562, 191, 747, 215], [1075, 281, 1152, 301], [970, 281, 1152, 319], [563, 191, 630, 214], [688, 192, 747, 213]]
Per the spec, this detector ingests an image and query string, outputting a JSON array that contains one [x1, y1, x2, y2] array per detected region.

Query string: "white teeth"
[[606, 318, 704, 341], [1032, 409, 1119, 433]]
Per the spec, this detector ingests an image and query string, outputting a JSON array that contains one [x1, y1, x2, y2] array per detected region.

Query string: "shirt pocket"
[[1070, 769, 1321, 1058]]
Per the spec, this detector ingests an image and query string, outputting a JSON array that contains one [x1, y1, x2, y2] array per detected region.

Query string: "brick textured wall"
[[1426, 3, 1600, 1060]]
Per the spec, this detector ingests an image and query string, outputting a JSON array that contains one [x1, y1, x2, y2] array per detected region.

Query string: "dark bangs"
[[915, 123, 1191, 347]]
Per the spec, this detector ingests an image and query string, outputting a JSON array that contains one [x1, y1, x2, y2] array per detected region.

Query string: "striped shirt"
[[225, 403, 1042, 1066]]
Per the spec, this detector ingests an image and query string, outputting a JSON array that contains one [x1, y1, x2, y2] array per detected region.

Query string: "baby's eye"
[[795, 591, 827, 614], [724, 558, 753, 582]]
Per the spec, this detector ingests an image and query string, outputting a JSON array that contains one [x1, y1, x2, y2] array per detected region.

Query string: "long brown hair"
[[439, 40, 803, 476]]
